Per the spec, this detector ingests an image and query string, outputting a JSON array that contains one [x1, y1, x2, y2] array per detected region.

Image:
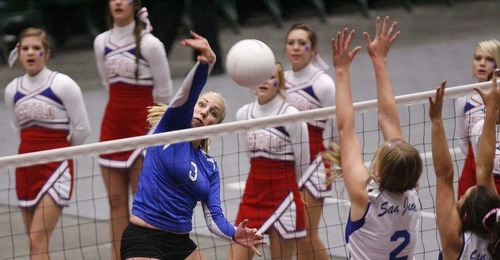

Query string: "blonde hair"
[[275, 61, 286, 99], [207, 91, 227, 124], [473, 40, 500, 80], [19, 28, 51, 51], [147, 102, 168, 128], [476, 40, 500, 66], [371, 138, 422, 193], [146, 91, 227, 152], [321, 142, 342, 185], [322, 137, 422, 193]]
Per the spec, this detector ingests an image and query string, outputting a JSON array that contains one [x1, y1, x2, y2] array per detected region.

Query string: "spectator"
[[229, 62, 310, 259], [455, 39, 500, 197], [4, 27, 91, 259]]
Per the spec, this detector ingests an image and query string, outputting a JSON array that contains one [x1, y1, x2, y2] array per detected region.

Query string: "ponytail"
[[321, 142, 342, 185], [147, 103, 168, 128], [133, 12, 143, 81]]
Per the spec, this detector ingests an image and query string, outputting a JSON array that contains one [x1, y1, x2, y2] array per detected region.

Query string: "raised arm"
[[364, 16, 402, 140], [331, 28, 368, 220], [474, 69, 500, 193], [154, 32, 215, 133], [429, 81, 463, 258]]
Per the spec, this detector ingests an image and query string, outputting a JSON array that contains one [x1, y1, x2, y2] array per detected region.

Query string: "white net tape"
[[0, 80, 494, 168]]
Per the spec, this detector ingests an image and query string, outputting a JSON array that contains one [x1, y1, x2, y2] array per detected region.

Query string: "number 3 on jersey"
[[189, 161, 198, 181], [390, 230, 410, 260]]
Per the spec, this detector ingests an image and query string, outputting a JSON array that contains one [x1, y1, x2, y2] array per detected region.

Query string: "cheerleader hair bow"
[[482, 207, 500, 232], [137, 7, 153, 32], [8, 43, 19, 68], [311, 53, 329, 71]]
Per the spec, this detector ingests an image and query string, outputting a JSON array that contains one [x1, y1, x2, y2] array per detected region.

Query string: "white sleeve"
[[313, 73, 337, 145], [454, 97, 469, 155], [201, 203, 235, 242], [51, 74, 91, 145], [141, 34, 173, 104], [323, 117, 339, 148], [470, 119, 484, 159], [236, 105, 251, 160], [4, 79, 20, 135], [284, 106, 311, 180], [313, 73, 335, 108], [235, 105, 247, 122], [93, 33, 108, 90]]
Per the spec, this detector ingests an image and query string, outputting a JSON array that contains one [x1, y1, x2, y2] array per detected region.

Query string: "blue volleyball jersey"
[[131, 62, 236, 241]]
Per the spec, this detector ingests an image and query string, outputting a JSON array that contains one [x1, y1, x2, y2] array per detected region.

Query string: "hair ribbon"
[[482, 207, 500, 232], [387, 139, 403, 147], [137, 7, 153, 32], [311, 53, 329, 71], [8, 43, 19, 68]]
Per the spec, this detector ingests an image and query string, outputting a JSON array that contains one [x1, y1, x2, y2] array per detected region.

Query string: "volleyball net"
[[0, 80, 495, 259]]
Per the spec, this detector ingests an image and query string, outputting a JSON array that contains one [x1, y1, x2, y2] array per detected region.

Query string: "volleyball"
[[225, 39, 276, 88]]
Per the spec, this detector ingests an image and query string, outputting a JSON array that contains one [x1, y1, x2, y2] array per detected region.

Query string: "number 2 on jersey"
[[390, 230, 410, 260]]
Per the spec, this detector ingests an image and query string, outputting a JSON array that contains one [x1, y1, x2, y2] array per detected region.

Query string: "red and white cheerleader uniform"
[[4, 67, 91, 207], [455, 95, 500, 196], [94, 21, 173, 168], [285, 63, 336, 198], [235, 96, 311, 239]]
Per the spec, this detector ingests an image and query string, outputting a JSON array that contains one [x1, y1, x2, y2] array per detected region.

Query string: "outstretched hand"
[[364, 16, 400, 60], [475, 69, 500, 112], [233, 219, 267, 257], [180, 31, 216, 64], [331, 28, 361, 71], [428, 81, 447, 121]]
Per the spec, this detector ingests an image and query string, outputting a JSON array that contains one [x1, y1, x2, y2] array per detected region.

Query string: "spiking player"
[[120, 31, 266, 260]]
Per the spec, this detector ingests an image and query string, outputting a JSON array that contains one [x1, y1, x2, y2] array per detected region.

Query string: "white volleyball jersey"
[[236, 96, 310, 178], [458, 231, 491, 259], [93, 21, 173, 103], [4, 67, 91, 146], [346, 182, 422, 259]]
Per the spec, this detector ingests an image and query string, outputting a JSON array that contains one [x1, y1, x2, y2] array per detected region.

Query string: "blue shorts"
[[120, 223, 197, 260]]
